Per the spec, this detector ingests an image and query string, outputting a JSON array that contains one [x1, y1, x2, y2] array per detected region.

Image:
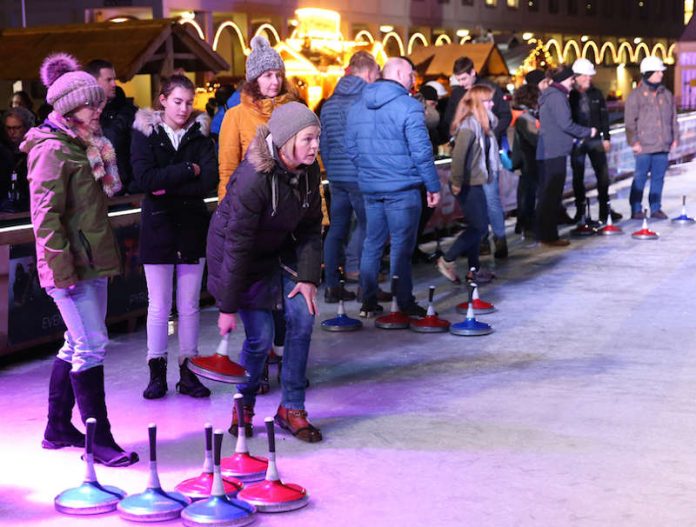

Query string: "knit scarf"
[[48, 111, 122, 197]]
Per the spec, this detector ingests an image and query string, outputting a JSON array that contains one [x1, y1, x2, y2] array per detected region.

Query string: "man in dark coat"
[[569, 58, 622, 223], [85, 59, 138, 194], [536, 66, 595, 247]]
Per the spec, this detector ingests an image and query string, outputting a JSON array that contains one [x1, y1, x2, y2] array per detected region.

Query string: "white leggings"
[[144, 260, 205, 362]]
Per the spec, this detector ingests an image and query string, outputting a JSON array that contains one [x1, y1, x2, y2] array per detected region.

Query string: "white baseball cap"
[[572, 58, 596, 76], [425, 80, 447, 98], [640, 56, 666, 74]]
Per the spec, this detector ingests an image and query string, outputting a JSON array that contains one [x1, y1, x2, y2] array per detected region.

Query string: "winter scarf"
[[48, 110, 122, 197]]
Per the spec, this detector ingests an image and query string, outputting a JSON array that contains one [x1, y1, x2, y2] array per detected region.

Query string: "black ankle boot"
[[42, 358, 85, 449], [71, 366, 138, 467], [143, 357, 167, 400], [176, 359, 211, 398]]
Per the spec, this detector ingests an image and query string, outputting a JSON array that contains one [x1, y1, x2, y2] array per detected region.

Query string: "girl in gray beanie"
[[21, 52, 137, 466], [217, 34, 296, 396]]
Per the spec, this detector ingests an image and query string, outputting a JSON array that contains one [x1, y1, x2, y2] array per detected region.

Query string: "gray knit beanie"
[[246, 36, 285, 82], [267, 102, 320, 148], [40, 53, 105, 116]]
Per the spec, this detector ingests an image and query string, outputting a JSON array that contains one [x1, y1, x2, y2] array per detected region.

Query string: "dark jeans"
[[444, 185, 488, 270], [360, 188, 421, 308], [536, 157, 567, 242], [516, 168, 538, 232], [237, 274, 314, 410], [323, 182, 366, 288], [571, 139, 610, 210]]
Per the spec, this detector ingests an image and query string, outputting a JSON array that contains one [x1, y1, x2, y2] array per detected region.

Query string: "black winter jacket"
[[569, 86, 610, 142], [131, 110, 218, 264], [206, 126, 322, 314], [101, 89, 138, 193]]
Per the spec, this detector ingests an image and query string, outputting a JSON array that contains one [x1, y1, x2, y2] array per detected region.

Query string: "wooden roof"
[[408, 43, 510, 77], [0, 19, 228, 81]]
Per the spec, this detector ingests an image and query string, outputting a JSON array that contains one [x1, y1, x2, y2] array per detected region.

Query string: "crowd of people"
[[15, 42, 679, 466]]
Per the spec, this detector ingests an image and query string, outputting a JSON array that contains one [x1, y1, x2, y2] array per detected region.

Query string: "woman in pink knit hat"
[[21, 53, 138, 467]]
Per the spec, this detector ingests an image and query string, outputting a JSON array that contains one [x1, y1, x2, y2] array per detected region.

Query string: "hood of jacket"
[[133, 108, 210, 138], [20, 117, 81, 154], [364, 79, 409, 110], [333, 75, 367, 97]]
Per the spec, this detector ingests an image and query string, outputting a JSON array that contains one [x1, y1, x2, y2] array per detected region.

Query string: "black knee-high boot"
[[70, 365, 139, 467], [42, 358, 85, 449]]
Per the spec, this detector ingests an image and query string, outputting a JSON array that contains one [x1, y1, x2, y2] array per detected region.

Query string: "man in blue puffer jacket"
[[320, 51, 380, 303], [346, 57, 441, 318]]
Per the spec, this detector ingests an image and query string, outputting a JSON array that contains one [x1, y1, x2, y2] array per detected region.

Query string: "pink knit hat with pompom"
[[40, 53, 105, 116]]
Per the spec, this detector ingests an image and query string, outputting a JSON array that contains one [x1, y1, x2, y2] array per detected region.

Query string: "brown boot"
[[274, 405, 322, 443], [228, 402, 255, 438]]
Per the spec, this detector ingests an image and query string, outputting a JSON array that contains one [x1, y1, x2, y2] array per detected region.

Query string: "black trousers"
[[536, 157, 567, 242], [571, 139, 610, 212]]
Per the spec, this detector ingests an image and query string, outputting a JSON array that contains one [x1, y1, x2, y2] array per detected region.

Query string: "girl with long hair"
[[436, 84, 499, 283]]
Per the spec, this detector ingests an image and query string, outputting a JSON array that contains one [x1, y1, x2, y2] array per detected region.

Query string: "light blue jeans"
[[483, 170, 506, 239], [237, 274, 315, 410], [46, 277, 109, 373], [630, 152, 669, 214], [144, 260, 206, 362]]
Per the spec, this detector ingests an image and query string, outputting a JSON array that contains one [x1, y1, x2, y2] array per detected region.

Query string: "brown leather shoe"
[[229, 403, 255, 437], [541, 239, 570, 248], [274, 405, 322, 443]]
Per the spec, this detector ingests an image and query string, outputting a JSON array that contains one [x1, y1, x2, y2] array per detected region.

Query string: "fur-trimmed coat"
[[131, 109, 218, 264], [206, 126, 322, 314]]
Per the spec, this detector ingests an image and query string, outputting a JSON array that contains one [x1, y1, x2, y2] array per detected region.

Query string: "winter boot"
[[494, 236, 508, 259], [143, 357, 167, 399], [42, 358, 85, 449], [176, 359, 211, 398], [70, 366, 139, 467], [228, 401, 255, 437], [275, 405, 322, 443]]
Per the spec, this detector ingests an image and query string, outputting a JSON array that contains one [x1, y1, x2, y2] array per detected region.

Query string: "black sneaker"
[[359, 302, 384, 318], [400, 303, 428, 318], [324, 286, 357, 304]]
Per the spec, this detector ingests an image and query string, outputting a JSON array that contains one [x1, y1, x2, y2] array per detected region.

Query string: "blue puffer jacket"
[[345, 79, 440, 194], [320, 75, 367, 184]]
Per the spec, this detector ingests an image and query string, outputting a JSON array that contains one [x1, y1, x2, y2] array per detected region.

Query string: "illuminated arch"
[[544, 39, 563, 63], [562, 40, 581, 62], [407, 33, 429, 54], [667, 43, 676, 61], [651, 42, 668, 60], [254, 23, 281, 45], [459, 36, 472, 44], [355, 30, 375, 43], [178, 19, 205, 40], [382, 31, 405, 56], [582, 41, 600, 63], [599, 42, 618, 63], [617, 41, 633, 63], [213, 21, 248, 53], [434, 34, 452, 46], [633, 42, 650, 62]]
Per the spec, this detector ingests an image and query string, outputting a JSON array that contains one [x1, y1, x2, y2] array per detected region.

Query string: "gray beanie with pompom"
[[245, 36, 285, 82], [40, 53, 105, 116]]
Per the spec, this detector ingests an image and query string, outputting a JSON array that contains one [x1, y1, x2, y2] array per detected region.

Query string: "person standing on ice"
[[130, 74, 218, 401], [207, 102, 323, 443], [624, 56, 679, 220], [24, 52, 137, 467]]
